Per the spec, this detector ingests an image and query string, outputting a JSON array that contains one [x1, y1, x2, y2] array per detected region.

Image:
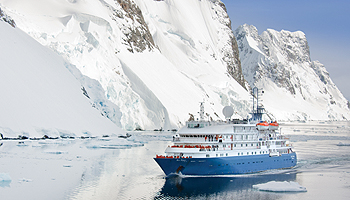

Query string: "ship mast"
[[199, 102, 205, 121], [251, 87, 264, 122]]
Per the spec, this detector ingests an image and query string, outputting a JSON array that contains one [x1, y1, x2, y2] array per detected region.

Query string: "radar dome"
[[222, 106, 234, 119]]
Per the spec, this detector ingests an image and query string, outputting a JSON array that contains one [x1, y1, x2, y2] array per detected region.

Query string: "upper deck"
[[179, 121, 258, 135]]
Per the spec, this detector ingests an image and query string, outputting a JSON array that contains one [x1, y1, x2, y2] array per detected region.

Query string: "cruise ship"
[[154, 92, 296, 175]]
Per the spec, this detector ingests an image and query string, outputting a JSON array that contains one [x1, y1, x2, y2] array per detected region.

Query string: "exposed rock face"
[[234, 24, 310, 95], [114, 0, 155, 52], [234, 24, 350, 120], [212, 0, 246, 89], [0, 7, 15, 27]]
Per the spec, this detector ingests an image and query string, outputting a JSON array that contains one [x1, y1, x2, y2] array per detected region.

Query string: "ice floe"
[[43, 149, 68, 154], [253, 181, 307, 192], [0, 173, 12, 182], [337, 142, 350, 146]]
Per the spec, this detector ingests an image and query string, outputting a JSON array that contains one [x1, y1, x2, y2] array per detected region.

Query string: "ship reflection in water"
[[156, 171, 297, 199]]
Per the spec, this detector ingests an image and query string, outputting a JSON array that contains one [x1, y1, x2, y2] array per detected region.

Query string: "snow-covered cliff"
[[0, 12, 124, 138], [0, 0, 250, 131], [0, 0, 348, 136], [234, 24, 350, 120]]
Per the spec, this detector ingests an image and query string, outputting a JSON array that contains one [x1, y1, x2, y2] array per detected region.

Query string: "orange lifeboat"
[[269, 121, 279, 130], [256, 121, 269, 131]]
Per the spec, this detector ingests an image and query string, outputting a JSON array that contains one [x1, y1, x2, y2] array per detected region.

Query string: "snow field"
[[0, 19, 123, 138]]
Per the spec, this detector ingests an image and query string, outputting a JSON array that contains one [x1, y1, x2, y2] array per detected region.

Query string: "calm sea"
[[67, 121, 350, 200]]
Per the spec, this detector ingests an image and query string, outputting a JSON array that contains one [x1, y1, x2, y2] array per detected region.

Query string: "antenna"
[[222, 106, 234, 120], [199, 102, 205, 121], [250, 87, 265, 122]]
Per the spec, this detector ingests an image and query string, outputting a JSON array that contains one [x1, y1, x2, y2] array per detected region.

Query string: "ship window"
[[238, 153, 240, 155], [246, 144, 248, 147], [251, 144, 253, 146], [206, 154, 210, 157], [226, 153, 228, 156], [220, 154, 223, 157], [234, 144, 236, 147], [216, 154, 218, 157], [247, 152, 249, 155], [241, 144, 243, 147]]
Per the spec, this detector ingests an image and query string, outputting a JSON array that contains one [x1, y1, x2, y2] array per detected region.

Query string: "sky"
[[221, 0, 350, 101]]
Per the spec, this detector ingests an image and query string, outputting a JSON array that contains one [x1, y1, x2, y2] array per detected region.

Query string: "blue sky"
[[221, 0, 350, 101]]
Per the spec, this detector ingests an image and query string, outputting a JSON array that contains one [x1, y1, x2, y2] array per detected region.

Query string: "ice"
[[18, 178, 32, 183], [0, 16, 124, 138], [43, 149, 68, 154], [0, 173, 12, 182], [85, 137, 144, 149], [337, 142, 350, 146], [252, 181, 307, 192]]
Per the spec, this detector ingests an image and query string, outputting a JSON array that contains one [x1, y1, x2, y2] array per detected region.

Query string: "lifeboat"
[[269, 121, 279, 130], [256, 121, 269, 131]]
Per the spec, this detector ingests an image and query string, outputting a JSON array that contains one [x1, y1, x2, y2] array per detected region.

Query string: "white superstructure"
[[163, 120, 292, 159]]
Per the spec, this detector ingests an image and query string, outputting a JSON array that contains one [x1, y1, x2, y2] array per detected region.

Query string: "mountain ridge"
[[234, 24, 350, 120], [0, 0, 349, 135]]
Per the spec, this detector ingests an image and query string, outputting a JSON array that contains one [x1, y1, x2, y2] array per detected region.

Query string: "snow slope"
[[0, 17, 124, 138], [0, 0, 348, 133], [234, 24, 350, 121], [0, 0, 250, 130]]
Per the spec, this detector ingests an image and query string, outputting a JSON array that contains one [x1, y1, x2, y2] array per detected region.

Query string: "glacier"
[[0, 0, 250, 132], [0, 9, 124, 138], [0, 0, 349, 136]]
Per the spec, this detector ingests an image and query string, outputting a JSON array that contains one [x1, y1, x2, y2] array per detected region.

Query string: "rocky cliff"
[[234, 24, 350, 120]]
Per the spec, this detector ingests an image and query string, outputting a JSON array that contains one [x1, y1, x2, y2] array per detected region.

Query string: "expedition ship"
[[154, 91, 296, 175]]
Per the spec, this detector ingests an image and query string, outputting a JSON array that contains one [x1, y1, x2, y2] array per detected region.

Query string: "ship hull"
[[154, 152, 296, 176]]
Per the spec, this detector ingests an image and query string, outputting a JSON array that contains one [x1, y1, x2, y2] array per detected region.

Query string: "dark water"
[[62, 121, 350, 199]]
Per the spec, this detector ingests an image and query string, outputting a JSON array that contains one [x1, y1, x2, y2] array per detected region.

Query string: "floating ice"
[[43, 149, 68, 154], [16, 142, 29, 147], [253, 181, 307, 192], [337, 142, 350, 146], [0, 173, 12, 182], [85, 137, 144, 149], [18, 178, 32, 183]]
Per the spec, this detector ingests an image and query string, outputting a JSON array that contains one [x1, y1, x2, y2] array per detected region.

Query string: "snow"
[[234, 24, 350, 121], [0, 18, 124, 138], [0, 0, 252, 131], [253, 181, 307, 192], [0, 0, 348, 135]]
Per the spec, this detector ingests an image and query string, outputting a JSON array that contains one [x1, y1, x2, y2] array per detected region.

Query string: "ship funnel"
[[222, 106, 234, 120]]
